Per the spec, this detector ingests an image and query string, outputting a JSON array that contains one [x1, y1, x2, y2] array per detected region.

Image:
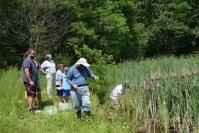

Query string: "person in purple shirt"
[[66, 58, 99, 118]]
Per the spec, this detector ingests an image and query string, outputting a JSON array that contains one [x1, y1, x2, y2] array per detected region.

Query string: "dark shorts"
[[56, 85, 62, 96], [56, 89, 63, 96], [24, 82, 36, 97], [62, 90, 70, 97]]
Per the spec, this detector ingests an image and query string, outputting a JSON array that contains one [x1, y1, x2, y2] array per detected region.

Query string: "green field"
[[0, 56, 198, 133]]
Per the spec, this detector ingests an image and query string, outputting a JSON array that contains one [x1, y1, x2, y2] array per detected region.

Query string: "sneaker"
[[76, 110, 81, 119], [84, 111, 90, 116], [28, 108, 34, 112], [35, 110, 42, 113]]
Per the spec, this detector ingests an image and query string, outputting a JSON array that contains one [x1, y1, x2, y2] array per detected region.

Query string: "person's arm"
[[33, 58, 41, 69], [117, 85, 123, 95], [118, 85, 125, 100], [40, 69, 47, 74], [59, 74, 63, 90], [59, 80, 62, 90], [40, 61, 47, 74], [56, 71, 62, 90], [118, 94, 124, 101], [24, 68, 34, 86], [87, 68, 99, 80]]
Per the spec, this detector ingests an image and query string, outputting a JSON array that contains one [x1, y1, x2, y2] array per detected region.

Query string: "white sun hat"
[[74, 58, 90, 67]]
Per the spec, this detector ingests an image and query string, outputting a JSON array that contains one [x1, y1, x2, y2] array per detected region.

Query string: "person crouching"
[[110, 81, 130, 110]]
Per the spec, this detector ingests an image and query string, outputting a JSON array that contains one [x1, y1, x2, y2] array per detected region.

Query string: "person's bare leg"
[[36, 92, 42, 106], [28, 97, 34, 111], [62, 97, 66, 103], [65, 96, 69, 102], [59, 96, 63, 102]]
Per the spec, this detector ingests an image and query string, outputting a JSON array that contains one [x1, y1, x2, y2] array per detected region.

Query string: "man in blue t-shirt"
[[22, 49, 39, 112]]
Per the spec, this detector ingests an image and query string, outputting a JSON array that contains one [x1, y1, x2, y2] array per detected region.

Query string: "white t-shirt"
[[41, 60, 56, 74], [56, 69, 62, 85], [110, 84, 123, 100]]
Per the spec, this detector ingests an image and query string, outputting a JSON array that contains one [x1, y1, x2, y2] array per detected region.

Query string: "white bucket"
[[58, 102, 72, 110], [44, 106, 57, 116]]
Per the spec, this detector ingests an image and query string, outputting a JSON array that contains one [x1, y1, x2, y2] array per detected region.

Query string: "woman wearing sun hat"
[[66, 58, 99, 118]]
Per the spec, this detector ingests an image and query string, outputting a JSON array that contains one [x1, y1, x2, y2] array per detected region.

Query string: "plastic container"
[[58, 102, 72, 110], [44, 106, 57, 116]]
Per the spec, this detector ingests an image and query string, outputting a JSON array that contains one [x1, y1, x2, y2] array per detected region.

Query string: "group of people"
[[22, 48, 130, 118], [22, 48, 99, 118]]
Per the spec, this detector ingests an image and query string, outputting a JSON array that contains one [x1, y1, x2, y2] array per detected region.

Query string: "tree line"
[[0, 0, 198, 68]]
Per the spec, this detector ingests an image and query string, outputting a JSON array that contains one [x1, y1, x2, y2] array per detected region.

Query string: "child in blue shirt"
[[61, 66, 71, 103]]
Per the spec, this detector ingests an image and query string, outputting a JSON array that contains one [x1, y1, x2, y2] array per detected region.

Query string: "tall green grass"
[[106, 55, 199, 132], [0, 55, 198, 132]]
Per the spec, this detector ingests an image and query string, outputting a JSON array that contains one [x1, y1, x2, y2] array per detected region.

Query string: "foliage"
[[0, 0, 198, 68], [0, 0, 29, 68], [139, 0, 199, 56]]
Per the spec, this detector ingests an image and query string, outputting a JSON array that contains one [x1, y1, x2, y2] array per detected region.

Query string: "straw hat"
[[74, 58, 90, 67]]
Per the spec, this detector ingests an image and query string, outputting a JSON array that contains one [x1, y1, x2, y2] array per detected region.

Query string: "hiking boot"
[[34, 105, 43, 110], [84, 111, 90, 116], [28, 108, 34, 112], [28, 108, 35, 115], [76, 110, 81, 119]]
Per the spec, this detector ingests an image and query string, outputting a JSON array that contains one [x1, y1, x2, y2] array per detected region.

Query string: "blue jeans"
[[71, 86, 90, 112]]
